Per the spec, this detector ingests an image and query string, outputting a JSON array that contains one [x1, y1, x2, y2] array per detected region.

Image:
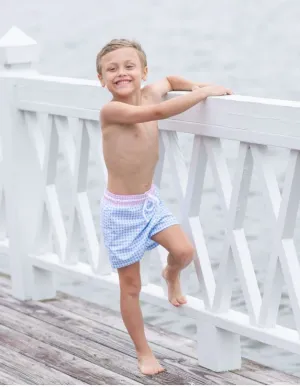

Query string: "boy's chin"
[[111, 86, 140, 97]]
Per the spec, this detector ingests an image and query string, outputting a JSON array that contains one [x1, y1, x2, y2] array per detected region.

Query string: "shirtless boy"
[[97, 39, 231, 375]]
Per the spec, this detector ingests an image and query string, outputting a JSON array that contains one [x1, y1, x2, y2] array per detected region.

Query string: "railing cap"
[[0, 26, 39, 68]]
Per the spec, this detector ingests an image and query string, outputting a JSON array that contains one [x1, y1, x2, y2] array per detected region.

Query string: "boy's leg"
[[117, 261, 165, 375], [151, 225, 194, 307]]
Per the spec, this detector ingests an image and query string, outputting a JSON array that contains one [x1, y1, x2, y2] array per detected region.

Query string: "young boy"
[[97, 39, 231, 375]]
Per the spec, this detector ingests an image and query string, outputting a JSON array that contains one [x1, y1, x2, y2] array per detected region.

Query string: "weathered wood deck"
[[0, 275, 299, 385]]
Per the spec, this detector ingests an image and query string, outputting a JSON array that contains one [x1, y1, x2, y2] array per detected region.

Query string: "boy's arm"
[[101, 85, 231, 126], [150, 75, 213, 99]]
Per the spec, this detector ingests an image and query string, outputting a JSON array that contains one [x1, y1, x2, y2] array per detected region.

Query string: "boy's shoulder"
[[100, 100, 120, 125]]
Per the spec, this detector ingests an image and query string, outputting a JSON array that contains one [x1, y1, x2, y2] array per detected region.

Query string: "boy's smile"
[[114, 77, 132, 88]]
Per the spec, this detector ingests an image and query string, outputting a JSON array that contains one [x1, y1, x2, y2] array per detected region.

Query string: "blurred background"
[[1, 0, 300, 376], [1, 0, 299, 100]]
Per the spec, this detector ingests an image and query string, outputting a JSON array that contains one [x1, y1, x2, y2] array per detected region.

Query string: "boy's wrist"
[[192, 82, 214, 91], [193, 86, 210, 98]]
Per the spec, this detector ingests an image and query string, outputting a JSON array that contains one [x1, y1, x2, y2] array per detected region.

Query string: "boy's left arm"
[[149, 75, 212, 99]]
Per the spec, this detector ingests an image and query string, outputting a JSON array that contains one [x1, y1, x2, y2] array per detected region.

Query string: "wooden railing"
[[1, 27, 300, 372]]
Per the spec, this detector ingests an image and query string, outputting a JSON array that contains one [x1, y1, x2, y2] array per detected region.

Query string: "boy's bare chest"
[[132, 120, 158, 139]]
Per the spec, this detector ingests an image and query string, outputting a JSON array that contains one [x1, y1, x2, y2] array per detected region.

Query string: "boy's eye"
[[108, 67, 116, 71], [126, 64, 134, 69]]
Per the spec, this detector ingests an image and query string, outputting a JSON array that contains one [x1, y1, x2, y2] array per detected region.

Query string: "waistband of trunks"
[[103, 185, 156, 205]]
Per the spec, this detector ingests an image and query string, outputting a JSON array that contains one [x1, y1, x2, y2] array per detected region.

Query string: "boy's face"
[[98, 47, 147, 98]]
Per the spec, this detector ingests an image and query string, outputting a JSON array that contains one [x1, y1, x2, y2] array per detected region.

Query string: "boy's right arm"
[[101, 85, 231, 125]]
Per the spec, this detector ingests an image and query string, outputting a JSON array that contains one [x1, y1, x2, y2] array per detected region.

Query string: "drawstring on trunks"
[[142, 193, 159, 221]]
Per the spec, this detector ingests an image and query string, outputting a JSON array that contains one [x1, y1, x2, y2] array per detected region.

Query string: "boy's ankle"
[[163, 265, 180, 278], [136, 345, 153, 358]]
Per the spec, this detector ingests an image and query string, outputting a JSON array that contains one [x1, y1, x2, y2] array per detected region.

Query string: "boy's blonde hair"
[[96, 39, 147, 75]]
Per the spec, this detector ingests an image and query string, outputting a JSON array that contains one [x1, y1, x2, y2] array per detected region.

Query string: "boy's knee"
[[120, 274, 141, 298], [175, 244, 195, 266]]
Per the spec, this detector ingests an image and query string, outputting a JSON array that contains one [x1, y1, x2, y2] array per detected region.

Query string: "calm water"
[[2, 0, 300, 375]]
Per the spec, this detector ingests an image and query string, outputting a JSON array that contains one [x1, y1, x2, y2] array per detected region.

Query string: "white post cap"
[[0, 26, 39, 68]]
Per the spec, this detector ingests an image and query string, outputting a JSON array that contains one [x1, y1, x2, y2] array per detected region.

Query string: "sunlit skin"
[[99, 48, 158, 196], [98, 46, 232, 375]]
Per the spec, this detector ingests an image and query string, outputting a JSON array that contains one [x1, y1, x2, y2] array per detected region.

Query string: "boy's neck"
[[112, 88, 142, 106]]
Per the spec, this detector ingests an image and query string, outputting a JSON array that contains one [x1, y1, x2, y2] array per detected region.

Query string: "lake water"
[[2, 0, 300, 376]]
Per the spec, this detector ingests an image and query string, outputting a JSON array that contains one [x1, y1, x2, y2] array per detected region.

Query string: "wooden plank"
[[0, 275, 197, 358], [159, 119, 300, 152], [0, 324, 140, 385], [0, 304, 163, 385], [0, 275, 299, 384], [234, 359, 300, 385], [0, 369, 27, 385], [16, 76, 108, 111], [0, 285, 258, 385], [1, 271, 197, 359], [56, 294, 300, 385], [0, 345, 83, 385], [56, 291, 198, 358], [54, 294, 300, 384], [0, 301, 231, 385]]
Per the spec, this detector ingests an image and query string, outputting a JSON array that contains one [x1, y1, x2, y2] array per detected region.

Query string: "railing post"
[[197, 318, 241, 372], [0, 27, 56, 300]]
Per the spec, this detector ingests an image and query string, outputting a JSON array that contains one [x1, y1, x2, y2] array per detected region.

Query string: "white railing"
[[1, 27, 300, 372]]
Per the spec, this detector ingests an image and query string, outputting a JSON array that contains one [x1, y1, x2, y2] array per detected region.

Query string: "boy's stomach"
[[107, 174, 155, 195], [105, 154, 159, 195]]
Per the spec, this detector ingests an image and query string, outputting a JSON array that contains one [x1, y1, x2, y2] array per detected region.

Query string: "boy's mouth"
[[114, 79, 132, 86]]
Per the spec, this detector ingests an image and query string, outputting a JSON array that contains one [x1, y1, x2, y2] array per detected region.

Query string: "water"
[[2, 0, 300, 375]]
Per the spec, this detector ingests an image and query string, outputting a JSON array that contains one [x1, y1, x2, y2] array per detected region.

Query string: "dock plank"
[[234, 360, 300, 385], [55, 291, 198, 358], [0, 345, 84, 385], [49, 294, 297, 385], [0, 274, 299, 385], [0, 324, 140, 385], [0, 303, 189, 385], [0, 275, 196, 359], [0, 288, 257, 385], [0, 369, 27, 385]]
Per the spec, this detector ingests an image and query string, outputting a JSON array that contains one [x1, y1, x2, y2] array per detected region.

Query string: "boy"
[[97, 39, 231, 375]]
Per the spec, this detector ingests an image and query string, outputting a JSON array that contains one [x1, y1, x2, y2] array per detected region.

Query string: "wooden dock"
[[0, 275, 299, 385]]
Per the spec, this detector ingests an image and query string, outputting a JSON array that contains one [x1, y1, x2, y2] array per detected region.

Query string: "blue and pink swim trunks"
[[100, 185, 178, 269]]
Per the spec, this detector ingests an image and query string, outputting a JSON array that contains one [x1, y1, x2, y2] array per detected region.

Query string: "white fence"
[[1, 27, 300, 372]]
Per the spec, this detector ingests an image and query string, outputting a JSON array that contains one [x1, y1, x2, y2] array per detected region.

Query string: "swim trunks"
[[100, 185, 178, 269]]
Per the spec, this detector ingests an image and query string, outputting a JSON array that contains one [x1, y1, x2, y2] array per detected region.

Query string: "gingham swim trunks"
[[100, 185, 178, 269]]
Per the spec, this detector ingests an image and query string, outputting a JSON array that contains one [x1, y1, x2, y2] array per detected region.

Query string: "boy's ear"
[[142, 66, 148, 81], [98, 73, 105, 87]]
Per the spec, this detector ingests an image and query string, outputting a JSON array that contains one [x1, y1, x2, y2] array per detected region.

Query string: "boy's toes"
[[141, 365, 165, 375], [138, 354, 165, 375], [170, 297, 180, 307], [178, 295, 187, 304], [169, 296, 186, 307], [156, 365, 165, 374]]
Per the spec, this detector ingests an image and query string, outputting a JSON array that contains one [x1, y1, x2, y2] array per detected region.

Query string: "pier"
[[1, 274, 300, 384]]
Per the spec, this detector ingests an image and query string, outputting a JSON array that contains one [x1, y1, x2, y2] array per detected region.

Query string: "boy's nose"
[[118, 67, 127, 76]]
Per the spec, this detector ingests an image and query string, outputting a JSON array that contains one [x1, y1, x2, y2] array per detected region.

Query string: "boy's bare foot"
[[162, 266, 187, 307], [138, 352, 165, 375]]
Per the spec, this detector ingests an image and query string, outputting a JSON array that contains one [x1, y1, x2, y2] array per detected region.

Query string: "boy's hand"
[[192, 84, 232, 96]]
